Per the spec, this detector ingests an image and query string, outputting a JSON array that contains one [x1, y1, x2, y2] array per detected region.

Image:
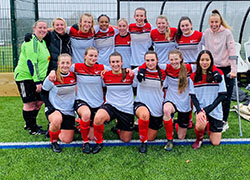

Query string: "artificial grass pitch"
[[0, 96, 250, 179]]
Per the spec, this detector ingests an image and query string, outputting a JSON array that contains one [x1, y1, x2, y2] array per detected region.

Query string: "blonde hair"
[[168, 49, 187, 94], [156, 15, 171, 41], [56, 53, 72, 83], [117, 18, 128, 26], [51, 17, 67, 33], [33, 20, 47, 28], [84, 46, 98, 63], [79, 13, 95, 33], [210, 9, 232, 30]]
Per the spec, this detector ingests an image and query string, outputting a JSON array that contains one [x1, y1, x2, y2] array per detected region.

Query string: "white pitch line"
[[1, 138, 250, 149]]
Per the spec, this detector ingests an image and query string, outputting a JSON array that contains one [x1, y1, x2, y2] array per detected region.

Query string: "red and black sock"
[[93, 124, 104, 144], [195, 127, 205, 141], [138, 118, 149, 143], [49, 129, 61, 143], [163, 119, 173, 140], [80, 120, 90, 143]]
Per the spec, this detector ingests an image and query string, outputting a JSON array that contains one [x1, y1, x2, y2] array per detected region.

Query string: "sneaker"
[[164, 140, 173, 151], [188, 120, 194, 129], [192, 140, 203, 150], [139, 142, 147, 153], [222, 122, 229, 132], [29, 128, 46, 135], [82, 143, 91, 154], [92, 143, 103, 154], [51, 142, 62, 153], [24, 124, 42, 130]]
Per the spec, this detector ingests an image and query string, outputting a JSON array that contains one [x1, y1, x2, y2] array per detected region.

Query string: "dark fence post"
[[239, 6, 250, 44], [160, 0, 167, 15], [35, 0, 39, 21], [117, 0, 120, 20], [10, 0, 18, 70], [199, 1, 212, 32]]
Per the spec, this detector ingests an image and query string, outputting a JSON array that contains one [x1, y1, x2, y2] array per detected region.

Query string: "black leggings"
[[217, 66, 234, 122]]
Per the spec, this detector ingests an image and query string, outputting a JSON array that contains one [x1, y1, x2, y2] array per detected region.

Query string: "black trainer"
[[29, 127, 46, 135], [24, 124, 42, 130], [51, 142, 62, 153], [82, 143, 91, 154], [92, 143, 103, 154], [139, 142, 147, 153]]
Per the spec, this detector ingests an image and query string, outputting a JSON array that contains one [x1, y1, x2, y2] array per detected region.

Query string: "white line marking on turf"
[[1, 138, 250, 149]]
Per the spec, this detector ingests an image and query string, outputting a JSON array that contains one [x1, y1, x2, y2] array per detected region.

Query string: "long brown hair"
[[134, 7, 148, 23], [176, 16, 192, 41], [144, 51, 163, 86], [168, 49, 187, 94], [109, 52, 126, 81], [56, 53, 72, 83], [156, 15, 171, 41], [194, 50, 214, 83]]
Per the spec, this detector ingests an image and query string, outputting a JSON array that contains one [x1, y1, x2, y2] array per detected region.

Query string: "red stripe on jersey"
[[176, 30, 202, 44], [150, 27, 177, 42], [94, 26, 115, 39], [103, 70, 134, 85], [54, 72, 76, 85], [69, 26, 94, 39], [129, 23, 152, 33], [190, 65, 224, 83], [146, 69, 167, 81], [115, 33, 131, 46], [166, 64, 192, 77], [74, 63, 105, 75]]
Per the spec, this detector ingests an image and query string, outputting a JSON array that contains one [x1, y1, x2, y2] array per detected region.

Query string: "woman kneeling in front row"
[[41, 54, 76, 153], [190, 50, 226, 149]]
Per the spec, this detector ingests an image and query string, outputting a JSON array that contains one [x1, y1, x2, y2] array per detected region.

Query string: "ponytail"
[[56, 53, 72, 83], [156, 15, 171, 41], [211, 9, 232, 30], [178, 63, 188, 94], [156, 65, 163, 87]]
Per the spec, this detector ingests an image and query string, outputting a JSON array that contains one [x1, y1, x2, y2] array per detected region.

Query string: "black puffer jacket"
[[44, 31, 72, 74]]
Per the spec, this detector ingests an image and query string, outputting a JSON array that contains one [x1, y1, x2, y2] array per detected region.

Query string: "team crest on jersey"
[[95, 70, 101, 74]]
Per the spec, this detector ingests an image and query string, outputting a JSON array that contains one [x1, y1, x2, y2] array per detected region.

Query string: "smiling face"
[[180, 19, 192, 35], [84, 49, 98, 67], [209, 15, 221, 32], [199, 53, 212, 74], [156, 18, 168, 34], [134, 9, 146, 26], [169, 53, 182, 69], [98, 16, 109, 31], [145, 53, 158, 70], [118, 20, 128, 36], [53, 19, 66, 35], [33, 22, 47, 40], [80, 15, 93, 33], [58, 56, 72, 74], [110, 55, 123, 74]]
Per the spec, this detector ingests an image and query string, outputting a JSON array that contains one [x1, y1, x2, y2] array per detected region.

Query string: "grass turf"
[[0, 96, 250, 179]]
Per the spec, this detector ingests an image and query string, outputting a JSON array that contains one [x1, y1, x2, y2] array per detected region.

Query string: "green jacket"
[[14, 35, 50, 83]]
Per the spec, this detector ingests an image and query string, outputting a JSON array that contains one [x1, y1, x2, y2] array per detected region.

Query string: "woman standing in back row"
[[129, 7, 153, 68], [15, 20, 50, 135], [203, 9, 237, 132], [150, 15, 177, 64]]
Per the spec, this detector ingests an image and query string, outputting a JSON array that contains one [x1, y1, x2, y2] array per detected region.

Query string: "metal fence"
[[1, 0, 250, 72]]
